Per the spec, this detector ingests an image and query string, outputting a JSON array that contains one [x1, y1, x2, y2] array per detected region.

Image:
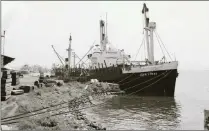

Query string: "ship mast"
[[106, 13, 108, 45], [72, 52, 76, 68], [68, 34, 72, 69], [142, 3, 156, 64], [142, 3, 150, 63]]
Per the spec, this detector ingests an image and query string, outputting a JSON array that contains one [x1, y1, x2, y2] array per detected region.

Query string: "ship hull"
[[89, 67, 178, 97]]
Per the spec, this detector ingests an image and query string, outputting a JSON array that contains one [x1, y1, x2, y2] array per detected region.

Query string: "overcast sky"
[[1, 1, 209, 70]]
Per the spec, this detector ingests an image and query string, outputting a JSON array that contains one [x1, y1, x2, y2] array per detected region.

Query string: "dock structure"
[[205, 109, 209, 130], [1, 55, 16, 101], [1, 55, 15, 67]]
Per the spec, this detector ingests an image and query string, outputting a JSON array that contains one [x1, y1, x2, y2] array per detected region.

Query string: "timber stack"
[[1, 69, 13, 101], [11, 71, 20, 86]]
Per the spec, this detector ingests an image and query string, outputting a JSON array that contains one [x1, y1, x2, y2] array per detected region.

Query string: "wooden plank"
[[2, 74, 12, 79], [1, 95, 11, 101], [1, 78, 12, 84], [2, 70, 11, 75], [1, 90, 12, 96], [1, 83, 11, 87], [1, 85, 13, 92]]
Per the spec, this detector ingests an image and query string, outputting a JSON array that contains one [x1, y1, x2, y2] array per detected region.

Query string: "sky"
[[1, 1, 209, 70]]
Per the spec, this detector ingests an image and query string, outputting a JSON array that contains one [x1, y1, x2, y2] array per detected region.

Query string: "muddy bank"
[[1, 76, 119, 130]]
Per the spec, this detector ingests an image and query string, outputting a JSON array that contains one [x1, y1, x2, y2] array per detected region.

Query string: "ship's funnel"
[[100, 20, 105, 27], [100, 20, 105, 41], [100, 20, 106, 51]]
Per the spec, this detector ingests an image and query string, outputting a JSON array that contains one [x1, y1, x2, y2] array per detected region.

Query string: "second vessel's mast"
[[106, 13, 108, 44], [68, 34, 72, 69]]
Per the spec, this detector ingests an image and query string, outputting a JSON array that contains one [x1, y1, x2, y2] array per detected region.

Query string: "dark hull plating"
[[89, 67, 178, 97]]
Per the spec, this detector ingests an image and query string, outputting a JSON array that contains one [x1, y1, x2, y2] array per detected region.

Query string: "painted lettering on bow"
[[140, 72, 158, 77]]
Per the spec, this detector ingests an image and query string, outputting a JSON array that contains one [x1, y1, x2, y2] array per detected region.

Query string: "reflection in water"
[[91, 96, 182, 130]]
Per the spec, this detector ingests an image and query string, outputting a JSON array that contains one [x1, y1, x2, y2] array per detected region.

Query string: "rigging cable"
[[134, 34, 146, 61], [75, 41, 95, 66], [74, 53, 88, 67], [153, 30, 166, 61], [117, 35, 146, 84], [154, 31, 173, 61], [143, 34, 147, 60]]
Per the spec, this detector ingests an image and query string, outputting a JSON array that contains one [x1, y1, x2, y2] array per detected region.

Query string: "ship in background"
[[87, 3, 179, 97]]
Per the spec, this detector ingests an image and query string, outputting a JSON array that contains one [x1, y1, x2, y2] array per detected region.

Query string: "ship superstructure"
[[88, 3, 178, 96]]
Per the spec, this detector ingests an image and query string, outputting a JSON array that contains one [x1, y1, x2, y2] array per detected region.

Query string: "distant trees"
[[20, 64, 31, 71], [51, 63, 63, 72], [19, 63, 65, 74], [20, 64, 50, 73]]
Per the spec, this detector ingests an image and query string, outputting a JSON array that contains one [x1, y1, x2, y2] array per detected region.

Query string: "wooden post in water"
[[104, 60, 107, 68], [98, 63, 100, 69], [101, 63, 104, 72]]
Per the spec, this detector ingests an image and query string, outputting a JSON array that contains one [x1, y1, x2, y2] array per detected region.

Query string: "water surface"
[[85, 70, 209, 130]]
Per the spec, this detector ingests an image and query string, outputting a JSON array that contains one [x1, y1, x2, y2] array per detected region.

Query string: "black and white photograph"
[[1, 1, 209, 130]]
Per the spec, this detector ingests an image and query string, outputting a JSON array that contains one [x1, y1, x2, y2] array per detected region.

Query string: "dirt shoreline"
[[1, 75, 118, 130]]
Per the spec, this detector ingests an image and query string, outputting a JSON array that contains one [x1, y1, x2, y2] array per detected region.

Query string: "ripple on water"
[[85, 96, 183, 130]]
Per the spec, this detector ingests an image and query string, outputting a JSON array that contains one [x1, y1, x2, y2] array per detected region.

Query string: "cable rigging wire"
[[134, 35, 146, 61], [154, 30, 166, 61], [75, 41, 95, 66], [154, 30, 173, 61]]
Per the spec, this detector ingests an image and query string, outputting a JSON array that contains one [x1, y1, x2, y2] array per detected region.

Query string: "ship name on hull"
[[140, 72, 158, 77]]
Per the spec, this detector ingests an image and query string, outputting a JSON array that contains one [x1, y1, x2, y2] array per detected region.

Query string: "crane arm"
[[51, 45, 65, 66]]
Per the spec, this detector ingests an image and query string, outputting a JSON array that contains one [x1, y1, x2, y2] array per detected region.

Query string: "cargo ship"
[[87, 3, 179, 97]]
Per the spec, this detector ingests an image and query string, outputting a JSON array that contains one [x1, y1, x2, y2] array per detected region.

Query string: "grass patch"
[[37, 117, 58, 127], [18, 119, 37, 130], [6, 97, 16, 104], [36, 90, 42, 96], [17, 102, 33, 114], [18, 116, 60, 130]]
